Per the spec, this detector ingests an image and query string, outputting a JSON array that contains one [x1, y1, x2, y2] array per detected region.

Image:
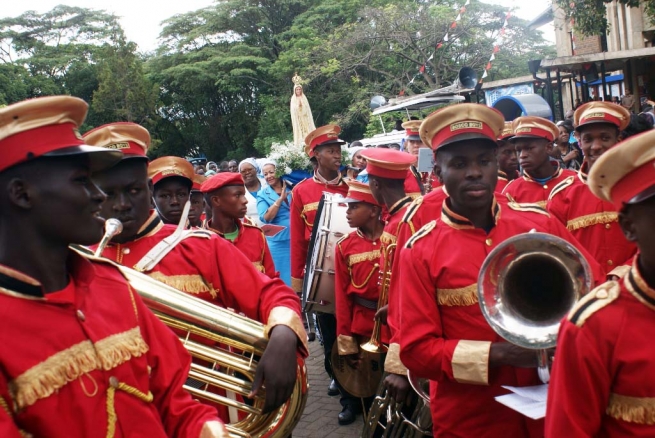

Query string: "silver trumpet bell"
[[477, 231, 593, 382]]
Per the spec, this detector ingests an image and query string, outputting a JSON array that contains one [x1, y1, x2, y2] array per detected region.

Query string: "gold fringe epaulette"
[[147, 272, 216, 298], [405, 220, 436, 249], [401, 196, 424, 224], [507, 201, 550, 216], [547, 176, 576, 201], [11, 327, 148, 409], [437, 284, 478, 307], [182, 229, 213, 239], [302, 202, 320, 215], [567, 212, 618, 232], [607, 393, 655, 425], [567, 281, 620, 327]]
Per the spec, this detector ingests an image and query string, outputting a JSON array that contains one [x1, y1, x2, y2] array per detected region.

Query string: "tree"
[[554, 0, 655, 36]]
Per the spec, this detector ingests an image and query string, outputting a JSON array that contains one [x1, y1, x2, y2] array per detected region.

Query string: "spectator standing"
[[239, 158, 265, 226], [621, 89, 635, 112], [257, 160, 292, 286]]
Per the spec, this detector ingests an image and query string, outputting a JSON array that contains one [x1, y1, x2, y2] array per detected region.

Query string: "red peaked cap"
[[200, 172, 245, 193]]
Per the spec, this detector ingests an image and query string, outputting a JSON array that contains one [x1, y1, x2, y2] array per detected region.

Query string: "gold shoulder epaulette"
[[405, 220, 436, 249], [502, 178, 518, 193], [507, 201, 550, 217], [242, 222, 263, 231], [402, 196, 424, 224], [548, 176, 576, 201], [568, 281, 621, 327], [181, 229, 213, 240]]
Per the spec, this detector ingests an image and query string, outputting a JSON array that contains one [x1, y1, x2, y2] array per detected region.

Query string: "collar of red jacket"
[[625, 258, 655, 311], [441, 196, 501, 231]]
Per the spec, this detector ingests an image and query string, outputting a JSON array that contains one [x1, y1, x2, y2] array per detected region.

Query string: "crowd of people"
[[0, 93, 654, 438]]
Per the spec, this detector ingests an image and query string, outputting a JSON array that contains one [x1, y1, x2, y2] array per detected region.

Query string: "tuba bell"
[[88, 220, 308, 438], [477, 231, 593, 381]]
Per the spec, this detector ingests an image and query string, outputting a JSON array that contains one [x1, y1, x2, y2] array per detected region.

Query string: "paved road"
[[292, 339, 363, 437]]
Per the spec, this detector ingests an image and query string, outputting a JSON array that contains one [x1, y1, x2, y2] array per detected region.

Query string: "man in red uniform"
[[547, 102, 636, 277], [149, 156, 194, 225], [360, 148, 416, 403], [189, 174, 207, 228], [546, 129, 655, 437], [402, 119, 439, 197], [496, 121, 518, 193], [0, 97, 228, 437], [333, 180, 387, 422], [201, 172, 276, 278], [397, 103, 603, 437], [503, 116, 576, 207], [84, 122, 307, 416], [289, 125, 352, 416]]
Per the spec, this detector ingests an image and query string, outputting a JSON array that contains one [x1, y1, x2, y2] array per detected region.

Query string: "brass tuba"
[[91, 220, 308, 438], [477, 231, 593, 382]]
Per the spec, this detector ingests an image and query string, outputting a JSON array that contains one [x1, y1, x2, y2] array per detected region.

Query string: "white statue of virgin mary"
[[290, 74, 316, 147]]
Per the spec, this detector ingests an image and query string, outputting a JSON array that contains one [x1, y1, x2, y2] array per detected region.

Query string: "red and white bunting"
[[479, 11, 511, 83]]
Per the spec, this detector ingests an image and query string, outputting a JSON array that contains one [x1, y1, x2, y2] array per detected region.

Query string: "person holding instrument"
[[0, 96, 228, 437], [334, 181, 387, 421], [397, 103, 603, 437], [84, 122, 308, 419]]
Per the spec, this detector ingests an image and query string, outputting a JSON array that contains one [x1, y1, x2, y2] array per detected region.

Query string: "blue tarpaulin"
[[577, 74, 624, 86]]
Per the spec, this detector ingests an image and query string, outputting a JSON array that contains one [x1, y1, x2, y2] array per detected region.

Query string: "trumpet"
[[91, 219, 308, 437], [361, 242, 395, 354]]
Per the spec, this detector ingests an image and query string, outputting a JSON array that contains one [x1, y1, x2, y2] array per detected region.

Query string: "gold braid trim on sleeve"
[[201, 421, 230, 438], [452, 340, 491, 385], [384, 343, 408, 375], [607, 393, 655, 425], [436, 284, 478, 307], [265, 306, 309, 354], [147, 272, 216, 299], [566, 212, 618, 231], [337, 335, 359, 355], [253, 262, 265, 273], [11, 327, 148, 410], [106, 380, 153, 438]]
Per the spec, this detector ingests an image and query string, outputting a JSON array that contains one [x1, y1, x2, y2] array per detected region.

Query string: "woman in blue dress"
[[257, 160, 292, 285]]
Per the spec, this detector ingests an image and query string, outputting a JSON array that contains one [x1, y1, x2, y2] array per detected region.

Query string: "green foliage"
[[0, 1, 555, 161], [554, 0, 654, 36]]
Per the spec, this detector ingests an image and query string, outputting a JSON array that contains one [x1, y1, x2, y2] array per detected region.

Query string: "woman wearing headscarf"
[[346, 144, 368, 183], [239, 158, 265, 226], [257, 159, 292, 285]]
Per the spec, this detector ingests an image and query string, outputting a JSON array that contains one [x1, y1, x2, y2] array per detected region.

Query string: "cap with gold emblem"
[[0, 96, 122, 173], [304, 125, 346, 156], [342, 180, 380, 205], [148, 156, 195, 186], [83, 122, 149, 159], [498, 121, 514, 141], [200, 172, 244, 193], [510, 116, 559, 143], [191, 174, 207, 192], [420, 103, 505, 150], [360, 148, 416, 179], [574, 101, 631, 132], [588, 130, 655, 208], [402, 120, 423, 141]]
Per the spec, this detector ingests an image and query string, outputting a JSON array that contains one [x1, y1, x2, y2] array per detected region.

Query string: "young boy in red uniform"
[[546, 129, 655, 437], [547, 102, 636, 277], [503, 116, 576, 207], [360, 148, 416, 404], [397, 103, 603, 437], [201, 172, 277, 278], [496, 122, 519, 192], [85, 122, 307, 417], [189, 174, 207, 228], [149, 156, 194, 225], [0, 97, 228, 437]]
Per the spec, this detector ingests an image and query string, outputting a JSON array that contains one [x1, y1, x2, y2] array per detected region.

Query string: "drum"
[[302, 192, 354, 314]]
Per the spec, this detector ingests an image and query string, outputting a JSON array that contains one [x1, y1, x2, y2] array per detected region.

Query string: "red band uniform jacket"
[[289, 176, 348, 292], [397, 195, 603, 437], [335, 230, 390, 354], [546, 260, 655, 437], [206, 219, 277, 279], [503, 167, 577, 208], [0, 251, 222, 438], [547, 166, 636, 278]]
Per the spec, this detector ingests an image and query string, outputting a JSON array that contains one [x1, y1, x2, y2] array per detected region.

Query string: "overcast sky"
[[2, 0, 553, 52]]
